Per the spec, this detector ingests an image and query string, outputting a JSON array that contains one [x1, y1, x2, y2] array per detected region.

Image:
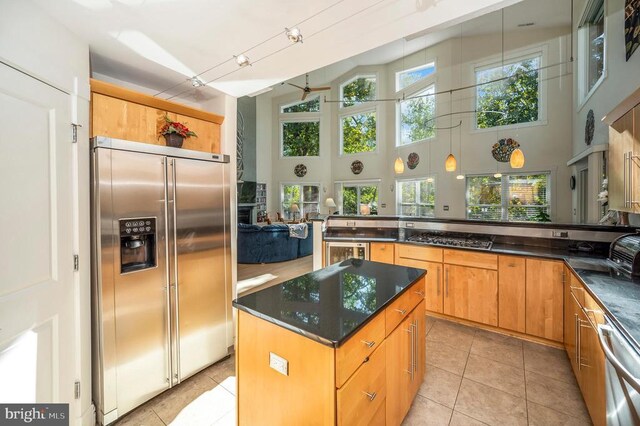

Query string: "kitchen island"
[[233, 259, 427, 425]]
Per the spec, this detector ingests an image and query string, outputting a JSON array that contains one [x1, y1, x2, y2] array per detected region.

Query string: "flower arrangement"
[[159, 115, 197, 139]]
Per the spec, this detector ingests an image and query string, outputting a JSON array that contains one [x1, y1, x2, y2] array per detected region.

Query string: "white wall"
[[258, 26, 574, 222]]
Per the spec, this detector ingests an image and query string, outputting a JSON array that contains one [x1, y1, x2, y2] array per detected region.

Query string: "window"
[[337, 182, 379, 215], [396, 62, 435, 91], [475, 55, 541, 129], [397, 85, 436, 145], [466, 173, 550, 222], [340, 75, 376, 108], [281, 184, 320, 219], [579, 0, 605, 98], [280, 96, 320, 157], [341, 111, 377, 154], [397, 178, 436, 217]]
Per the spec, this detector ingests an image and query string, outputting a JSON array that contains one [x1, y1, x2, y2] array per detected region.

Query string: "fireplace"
[[238, 204, 256, 224]]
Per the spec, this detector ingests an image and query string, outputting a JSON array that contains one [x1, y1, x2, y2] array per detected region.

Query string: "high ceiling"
[[32, 0, 527, 100]]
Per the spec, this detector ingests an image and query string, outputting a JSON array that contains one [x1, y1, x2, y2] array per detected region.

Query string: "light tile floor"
[[115, 316, 591, 426]]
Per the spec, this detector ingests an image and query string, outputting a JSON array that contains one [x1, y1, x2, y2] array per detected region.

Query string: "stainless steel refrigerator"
[[90, 137, 232, 425]]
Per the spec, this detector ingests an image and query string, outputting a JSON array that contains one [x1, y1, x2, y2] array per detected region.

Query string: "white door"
[[0, 62, 78, 413]]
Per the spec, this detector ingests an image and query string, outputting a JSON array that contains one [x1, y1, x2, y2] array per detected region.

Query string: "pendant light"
[[510, 148, 525, 168], [394, 156, 405, 174], [445, 91, 456, 172]]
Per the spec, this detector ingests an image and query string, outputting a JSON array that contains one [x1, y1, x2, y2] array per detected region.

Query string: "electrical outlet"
[[443, 205, 450, 211], [269, 352, 288, 376]]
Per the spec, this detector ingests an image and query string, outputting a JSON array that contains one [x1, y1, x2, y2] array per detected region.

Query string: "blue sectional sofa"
[[237, 223, 313, 264]]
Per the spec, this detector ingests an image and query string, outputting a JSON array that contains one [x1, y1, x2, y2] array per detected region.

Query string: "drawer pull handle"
[[507, 263, 516, 267], [395, 308, 407, 315], [414, 290, 425, 297], [570, 286, 584, 292], [362, 391, 377, 401], [361, 340, 376, 348]]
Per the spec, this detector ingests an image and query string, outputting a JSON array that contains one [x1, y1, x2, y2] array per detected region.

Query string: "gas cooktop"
[[406, 232, 493, 250]]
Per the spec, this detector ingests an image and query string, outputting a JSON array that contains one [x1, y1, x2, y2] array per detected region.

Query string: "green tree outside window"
[[476, 57, 540, 129]]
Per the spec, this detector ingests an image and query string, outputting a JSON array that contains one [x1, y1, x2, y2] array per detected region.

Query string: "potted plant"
[[159, 115, 197, 148]]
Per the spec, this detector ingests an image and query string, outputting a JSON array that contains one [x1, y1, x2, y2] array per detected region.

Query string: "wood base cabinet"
[[443, 264, 498, 326], [498, 256, 526, 333], [564, 271, 606, 426], [371, 243, 395, 264], [386, 301, 425, 426], [237, 278, 425, 425], [525, 259, 564, 342]]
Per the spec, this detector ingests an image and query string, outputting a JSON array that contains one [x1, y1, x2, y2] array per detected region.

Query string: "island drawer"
[[337, 342, 386, 426], [336, 312, 385, 388], [443, 249, 497, 270], [395, 244, 443, 263], [385, 278, 425, 336]]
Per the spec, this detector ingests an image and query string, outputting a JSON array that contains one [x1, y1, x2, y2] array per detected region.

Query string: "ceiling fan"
[[287, 74, 330, 101]]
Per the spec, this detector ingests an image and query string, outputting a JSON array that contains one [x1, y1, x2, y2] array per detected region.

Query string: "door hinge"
[[74, 381, 81, 399], [71, 123, 82, 144], [73, 254, 79, 271]]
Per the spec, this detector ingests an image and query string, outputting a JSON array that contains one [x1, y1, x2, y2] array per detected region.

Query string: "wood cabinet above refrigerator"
[[90, 79, 224, 153]]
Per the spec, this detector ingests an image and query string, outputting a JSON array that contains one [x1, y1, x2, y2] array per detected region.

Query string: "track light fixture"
[[285, 27, 303, 43], [235, 54, 251, 67], [190, 76, 205, 87]]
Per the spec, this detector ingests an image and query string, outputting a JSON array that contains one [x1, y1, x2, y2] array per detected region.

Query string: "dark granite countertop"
[[232, 259, 426, 347], [565, 258, 640, 350]]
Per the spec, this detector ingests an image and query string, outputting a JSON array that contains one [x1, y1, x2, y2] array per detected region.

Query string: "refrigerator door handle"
[[162, 157, 173, 385], [168, 158, 181, 384]]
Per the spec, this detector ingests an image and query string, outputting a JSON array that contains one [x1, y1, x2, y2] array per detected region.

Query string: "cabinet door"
[[443, 264, 498, 326], [498, 256, 526, 333], [580, 319, 606, 426], [424, 262, 443, 313], [609, 111, 634, 211], [370, 243, 394, 264], [525, 259, 564, 342], [564, 271, 580, 377], [385, 315, 413, 426], [633, 105, 640, 213]]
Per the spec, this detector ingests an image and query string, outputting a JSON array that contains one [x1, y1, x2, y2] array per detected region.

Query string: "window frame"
[[335, 180, 381, 216], [339, 74, 378, 109], [339, 108, 379, 156], [280, 182, 321, 219], [577, 0, 607, 108], [395, 83, 437, 147], [465, 172, 551, 222], [396, 177, 436, 217], [472, 49, 547, 132], [279, 95, 321, 159], [395, 61, 436, 92]]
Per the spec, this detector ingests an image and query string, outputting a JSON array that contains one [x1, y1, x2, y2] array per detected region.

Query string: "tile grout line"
[[447, 329, 475, 425]]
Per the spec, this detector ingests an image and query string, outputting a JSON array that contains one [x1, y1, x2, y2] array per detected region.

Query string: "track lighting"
[[456, 174, 465, 180], [285, 27, 303, 43], [190, 76, 205, 87], [493, 172, 503, 178], [235, 54, 251, 67]]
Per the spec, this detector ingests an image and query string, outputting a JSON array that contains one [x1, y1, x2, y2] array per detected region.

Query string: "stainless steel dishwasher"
[[597, 319, 640, 425]]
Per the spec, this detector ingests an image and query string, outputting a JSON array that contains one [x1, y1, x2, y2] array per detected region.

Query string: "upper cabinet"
[[605, 89, 640, 213], [90, 79, 224, 153]]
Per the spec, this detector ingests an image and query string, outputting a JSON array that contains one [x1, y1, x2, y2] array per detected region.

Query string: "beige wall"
[[258, 26, 574, 222]]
